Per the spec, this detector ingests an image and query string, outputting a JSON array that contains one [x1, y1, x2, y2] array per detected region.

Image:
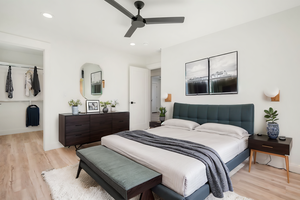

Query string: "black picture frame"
[[185, 58, 209, 95], [209, 51, 238, 94], [185, 51, 238, 96]]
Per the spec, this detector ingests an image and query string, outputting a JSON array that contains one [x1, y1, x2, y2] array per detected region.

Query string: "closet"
[[0, 43, 43, 136]]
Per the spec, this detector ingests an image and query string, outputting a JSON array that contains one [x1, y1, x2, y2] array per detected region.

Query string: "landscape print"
[[209, 51, 238, 94], [185, 58, 209, 95], [185, 51, 238, 96]]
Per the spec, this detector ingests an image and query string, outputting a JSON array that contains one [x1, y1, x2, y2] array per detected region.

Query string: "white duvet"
[[101, 126, 247, 197]]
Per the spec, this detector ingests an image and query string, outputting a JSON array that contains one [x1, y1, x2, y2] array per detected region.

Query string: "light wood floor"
[[0, 131, 299, 200]]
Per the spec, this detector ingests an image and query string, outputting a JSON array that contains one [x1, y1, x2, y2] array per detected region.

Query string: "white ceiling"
[[1, 0, 300, 58]]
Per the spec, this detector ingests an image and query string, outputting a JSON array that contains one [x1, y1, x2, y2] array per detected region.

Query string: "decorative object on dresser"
[[248, 134, 292, 183], [149, 121, 161, 128], [68, 99, 82, 115], [158, 107, 167, 122], [110, 100, 119, 112], [100, 101, 111, 113], [59, 112, 129, 150], [86, 100, 100, 113], [264, 107, 279, 139]]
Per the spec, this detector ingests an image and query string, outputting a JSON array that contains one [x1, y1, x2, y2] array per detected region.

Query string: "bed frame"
[[151, 103, 255, 200]]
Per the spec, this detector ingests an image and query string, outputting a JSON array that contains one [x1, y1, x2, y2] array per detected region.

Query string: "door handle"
[[131, 101, 136, 104]]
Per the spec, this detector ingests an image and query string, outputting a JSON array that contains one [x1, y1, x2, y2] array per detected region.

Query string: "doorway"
[[0, 43, 44, 139], [151, 68, 161, 122]]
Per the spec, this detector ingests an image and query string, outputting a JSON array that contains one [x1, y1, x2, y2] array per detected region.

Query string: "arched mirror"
[[80, 63, 102, 99]]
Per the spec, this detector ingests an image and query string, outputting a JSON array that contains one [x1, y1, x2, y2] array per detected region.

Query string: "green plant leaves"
[[264, 107, 279, 123], [68, 99, 82, 106]]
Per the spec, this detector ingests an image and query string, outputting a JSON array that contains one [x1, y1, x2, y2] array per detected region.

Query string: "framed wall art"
[[86, 100, 100, 113], [185, 51, 238, 96], [209, 51, 238, 94], [185, 58, 209, 95]]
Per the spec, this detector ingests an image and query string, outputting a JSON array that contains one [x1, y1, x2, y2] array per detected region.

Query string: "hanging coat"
[[5, 66, 14, 98], [32, 66, 40, 96], [25, 70, 33, 97]]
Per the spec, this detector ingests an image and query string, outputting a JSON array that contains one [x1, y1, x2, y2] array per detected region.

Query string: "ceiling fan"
[[104, 0, 185, 37]]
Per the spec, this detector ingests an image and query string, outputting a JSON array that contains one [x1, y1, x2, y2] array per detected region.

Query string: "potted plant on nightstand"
[[159, 107, 167, 123], [100, 101, 111, 113], [110, 100, 119, 112], [264, 107, 279, 139], [68, 99, 82, 115]]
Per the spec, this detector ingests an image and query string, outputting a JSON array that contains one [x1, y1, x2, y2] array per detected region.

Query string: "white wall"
[[0, 48, 44, 135], [161, 6, 300, 173], [0, 31, 146, 151], [0, 48, 43, 67]]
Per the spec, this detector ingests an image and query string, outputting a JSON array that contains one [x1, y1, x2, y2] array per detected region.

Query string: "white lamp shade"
[[162, 93, 168, 99], [264, 87, 279, 97]]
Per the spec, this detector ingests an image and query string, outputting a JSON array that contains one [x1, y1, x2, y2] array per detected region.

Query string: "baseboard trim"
[[0, 128, 43, 136]]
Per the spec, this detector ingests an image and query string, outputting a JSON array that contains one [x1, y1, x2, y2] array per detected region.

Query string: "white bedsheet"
[[101, 126, 248, 197]]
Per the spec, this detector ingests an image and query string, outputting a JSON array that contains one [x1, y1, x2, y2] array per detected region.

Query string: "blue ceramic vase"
[[267, 123, 279, 139]]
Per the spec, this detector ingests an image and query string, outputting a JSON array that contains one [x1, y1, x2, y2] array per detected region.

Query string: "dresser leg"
[[285, 156, 290, 183], [249, 149, 253, 172], [254, 151, 257, 164]]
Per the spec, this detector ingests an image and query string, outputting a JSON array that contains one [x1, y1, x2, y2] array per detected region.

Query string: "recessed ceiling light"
[[130, 43, 135, 46], [43, 13, 53, 19]]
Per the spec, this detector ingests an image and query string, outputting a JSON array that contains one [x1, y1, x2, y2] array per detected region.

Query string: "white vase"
[[72, 106, 79, 115], [111, 107, 116, 112]]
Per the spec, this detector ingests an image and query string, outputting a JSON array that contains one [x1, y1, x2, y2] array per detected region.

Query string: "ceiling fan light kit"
[[104, 0, 185, 37]]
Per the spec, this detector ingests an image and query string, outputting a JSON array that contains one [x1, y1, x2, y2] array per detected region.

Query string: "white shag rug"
[[42, 164, 251, 200]]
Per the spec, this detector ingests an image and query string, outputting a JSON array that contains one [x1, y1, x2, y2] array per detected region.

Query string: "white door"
[[152, 82, 158, 112], [129, 66, 150, 130]]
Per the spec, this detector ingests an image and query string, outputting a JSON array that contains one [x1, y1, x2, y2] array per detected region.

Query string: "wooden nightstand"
[[149, 121, 161, 128], [248, 134, 293, 183]]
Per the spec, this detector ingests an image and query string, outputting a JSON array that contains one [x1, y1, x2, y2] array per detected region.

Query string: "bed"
[[102, 103, 254, 200]]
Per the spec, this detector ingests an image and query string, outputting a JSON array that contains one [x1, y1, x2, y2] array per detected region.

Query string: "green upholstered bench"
[[76, 145, 162, 200]]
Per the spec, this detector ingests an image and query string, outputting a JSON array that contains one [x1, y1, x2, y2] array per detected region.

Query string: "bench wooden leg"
[[139, 189, 154, 200], [76, 160, 82, 179]]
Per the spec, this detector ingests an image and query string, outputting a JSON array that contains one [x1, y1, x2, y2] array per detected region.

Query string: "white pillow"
[[195, 123, 249, 139], [161, 119, 200, 131]]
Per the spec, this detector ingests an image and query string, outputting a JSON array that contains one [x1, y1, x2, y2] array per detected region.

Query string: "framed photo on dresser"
[[86, 100, 100, 113]]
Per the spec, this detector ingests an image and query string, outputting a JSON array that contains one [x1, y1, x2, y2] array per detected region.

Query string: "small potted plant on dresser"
[[68, 99, 82, 115], [100, 101, 111, 113], [264, 107, 279, 139], [110, 100, 119, 112], [159, 107, 167, 123]]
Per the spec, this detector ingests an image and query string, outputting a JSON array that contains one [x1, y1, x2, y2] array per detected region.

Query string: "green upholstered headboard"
[[173, 103, 254, 134]]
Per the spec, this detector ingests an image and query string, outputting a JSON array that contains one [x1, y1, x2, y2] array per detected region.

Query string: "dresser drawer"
[[90, 114, 112, 131], [66, 115, 90, 126], [249, 138, 290, 155], [65, 133, 90, 146], [112, 113, 129, 133], [65, 124, 89, 135]]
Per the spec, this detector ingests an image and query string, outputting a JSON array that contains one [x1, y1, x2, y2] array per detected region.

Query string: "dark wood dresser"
[[59, 112, 129, 147]]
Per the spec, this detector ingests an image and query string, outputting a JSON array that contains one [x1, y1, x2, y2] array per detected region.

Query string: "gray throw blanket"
[[116, 130, 233, 198], [5, 66, 14, 98]]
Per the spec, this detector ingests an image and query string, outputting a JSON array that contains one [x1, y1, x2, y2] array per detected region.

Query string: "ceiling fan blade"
[[124, 25, 137, 37], [104, 0, 135, 19], [145, 17, 185, 24]]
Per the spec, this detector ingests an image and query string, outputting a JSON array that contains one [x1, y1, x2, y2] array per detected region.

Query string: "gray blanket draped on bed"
[[115, 130, 233, 198]]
